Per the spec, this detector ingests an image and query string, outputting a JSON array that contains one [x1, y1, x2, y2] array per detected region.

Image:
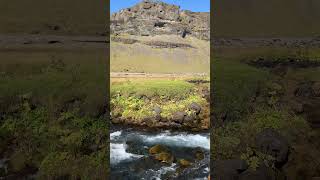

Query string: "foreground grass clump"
[[111, 79, 208, 123], [0, 108, 108, 179], [212, 107, 312, 168]]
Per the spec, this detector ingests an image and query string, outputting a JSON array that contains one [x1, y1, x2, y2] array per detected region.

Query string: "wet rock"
[[149, 144, 168, 155], [155, 152, 174, 164], [126, 140, 147, 155], [193, 148, 205, 161], [172, 111, 187, 124], [178, 159, 192, 167], [255, 129, 289, 167], [212, 159, 248, 180], [189, 102, 201, 115]]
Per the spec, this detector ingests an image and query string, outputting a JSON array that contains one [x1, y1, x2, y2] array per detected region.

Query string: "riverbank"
[[110, 77, 210, 132]]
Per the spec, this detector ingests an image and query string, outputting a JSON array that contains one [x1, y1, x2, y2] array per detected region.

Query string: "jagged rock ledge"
[[111, 0, 210, 40]]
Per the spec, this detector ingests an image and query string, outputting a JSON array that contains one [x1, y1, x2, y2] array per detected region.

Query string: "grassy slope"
[[0, 0, 109, 177], [212, 46, 320, 178], [111, 35, 210, 73], [0, 47, 109, 178], [0, 0, 107, 35], [213, 0, 320, 37]]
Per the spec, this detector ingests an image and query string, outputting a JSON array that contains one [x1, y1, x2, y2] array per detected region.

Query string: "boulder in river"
[[193, 148, 205, 161], [149, 144, 168, 155], [178, 159, 192, 167], [155, 152, 174, 164]]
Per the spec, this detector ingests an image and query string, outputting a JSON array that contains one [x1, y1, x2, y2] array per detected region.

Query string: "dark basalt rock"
[[172, 111, 187, 124], [189, 102, 201, 115]]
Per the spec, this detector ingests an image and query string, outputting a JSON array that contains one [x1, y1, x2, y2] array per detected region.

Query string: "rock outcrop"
[[111, 0, 210, 40]]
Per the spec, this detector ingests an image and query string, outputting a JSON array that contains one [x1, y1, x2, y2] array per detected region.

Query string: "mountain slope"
[[110, 1, 210, 73]]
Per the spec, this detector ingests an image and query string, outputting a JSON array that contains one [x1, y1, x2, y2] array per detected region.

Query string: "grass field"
[[211, 45, 320, 179], [0, 46, 109, 178], [110, 35, 210, 73]]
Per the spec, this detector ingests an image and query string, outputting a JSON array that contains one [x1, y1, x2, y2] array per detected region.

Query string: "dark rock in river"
[[178, 159, 192, 167], [255, 128, 289, 167], [149, 144, 169, 155], [193, 148, 205, 161], [155, 152, 174, 164]]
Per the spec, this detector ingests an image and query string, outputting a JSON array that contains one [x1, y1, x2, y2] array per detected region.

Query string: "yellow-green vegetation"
[[111, 35, 209, 73], [212, 107, 311, 165], [0, 49, 108, 178], [212, 46, 320, 178], [111, 79, 208, 122]]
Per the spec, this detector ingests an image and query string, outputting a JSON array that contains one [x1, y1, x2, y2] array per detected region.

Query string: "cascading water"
[[110, 126, 210, 179]]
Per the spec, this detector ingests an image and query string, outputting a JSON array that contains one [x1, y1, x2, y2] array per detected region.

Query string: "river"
[[110, 126, 210, 180]]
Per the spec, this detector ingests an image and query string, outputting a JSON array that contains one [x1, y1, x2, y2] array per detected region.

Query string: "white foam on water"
[[148, 163, 177, 180], [110, 130, 122, 140], [139, 133, 210, 150], [110, 143, 143, 164]]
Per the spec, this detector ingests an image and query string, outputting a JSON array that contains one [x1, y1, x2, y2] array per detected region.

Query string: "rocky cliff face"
[[111, 0, 210, 40]]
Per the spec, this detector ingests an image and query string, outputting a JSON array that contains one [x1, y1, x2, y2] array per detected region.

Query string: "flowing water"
[[110, 126, 210, 180]]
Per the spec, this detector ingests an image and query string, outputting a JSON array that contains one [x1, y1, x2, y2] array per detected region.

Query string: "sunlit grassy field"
[[110, 35, 210, 73]]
